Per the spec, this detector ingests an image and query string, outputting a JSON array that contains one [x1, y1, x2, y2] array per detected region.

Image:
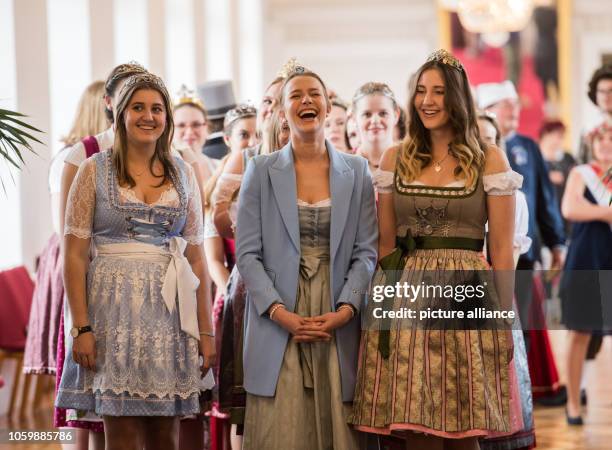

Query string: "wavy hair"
[[398, 59, 485, 188], [112, 73, 177, 188]]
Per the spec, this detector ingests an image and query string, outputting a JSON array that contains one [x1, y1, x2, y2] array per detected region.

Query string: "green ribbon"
[[376, 232, 484, 359]]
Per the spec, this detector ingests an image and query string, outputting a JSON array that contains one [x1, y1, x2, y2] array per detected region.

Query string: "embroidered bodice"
[[64, 151, 204, 247]]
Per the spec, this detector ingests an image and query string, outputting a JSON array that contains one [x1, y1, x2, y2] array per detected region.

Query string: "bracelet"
[[199, 331, 215, 337], [269, 303, 286, 320], [337, 304, 356, 318]]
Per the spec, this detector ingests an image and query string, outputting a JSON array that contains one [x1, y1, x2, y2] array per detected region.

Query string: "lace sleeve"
[[483, 170, 523, 196], [64, 158, 96, 239], [204, 213, 220, 239], [373, 169, 394, 194], [212, 173, 242, 205], [182, 164, 205, 245]]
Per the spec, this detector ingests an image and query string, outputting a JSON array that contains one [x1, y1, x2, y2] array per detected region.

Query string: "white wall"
[[262, 0, 437, 107], [573, 0, 612, 138]]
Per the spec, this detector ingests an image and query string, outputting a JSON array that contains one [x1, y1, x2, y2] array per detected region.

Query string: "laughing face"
[[414, 68, 450, 132], [124, 88, 167, 146], [282, 75, 330, 136]]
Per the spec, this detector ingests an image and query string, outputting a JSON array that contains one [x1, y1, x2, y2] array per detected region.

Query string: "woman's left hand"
[[198, 335, 216, 375]]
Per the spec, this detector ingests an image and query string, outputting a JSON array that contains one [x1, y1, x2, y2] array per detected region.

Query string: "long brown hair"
[[112, 73, 177, 188], [61, 81, 108, 147], [398, 57, 486, 188]]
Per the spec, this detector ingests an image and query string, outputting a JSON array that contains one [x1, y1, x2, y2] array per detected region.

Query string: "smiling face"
[[355, 94, 398, 148], [413, 68, 450, 132], [124, 88, 167, 146], [224, 116, 258, 152], [174, 104, 207, 151], [281, 75, 330, 137], [324, 104, 348, 151]]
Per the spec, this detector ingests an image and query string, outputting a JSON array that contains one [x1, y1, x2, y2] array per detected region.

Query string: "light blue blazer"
[[236, 141, 378, 402]]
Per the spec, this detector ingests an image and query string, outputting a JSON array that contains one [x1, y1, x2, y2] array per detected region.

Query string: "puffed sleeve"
[[64, 158, 96, 239], [514, 190, 532, 254], [182, 164, 205, 245], [483, 170, 523, 196], [373, 169, 394, 194]]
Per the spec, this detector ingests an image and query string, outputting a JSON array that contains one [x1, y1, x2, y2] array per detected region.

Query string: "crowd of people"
[[18, 50, 612, 450]]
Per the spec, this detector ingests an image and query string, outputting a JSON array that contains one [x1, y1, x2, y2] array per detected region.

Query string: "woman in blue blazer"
[[236, 66, 377, 449]]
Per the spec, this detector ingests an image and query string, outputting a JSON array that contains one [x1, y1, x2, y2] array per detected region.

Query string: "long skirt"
[[350, 249, 512, 439], [243, 247, 359, 450], [24, 233, 63, 374]]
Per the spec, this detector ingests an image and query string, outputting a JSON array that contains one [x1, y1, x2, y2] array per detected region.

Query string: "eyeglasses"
[[176, 122, 206, 130]]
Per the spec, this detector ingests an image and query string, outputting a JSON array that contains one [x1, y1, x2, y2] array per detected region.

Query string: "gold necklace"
[[432, 152, 450, 172]]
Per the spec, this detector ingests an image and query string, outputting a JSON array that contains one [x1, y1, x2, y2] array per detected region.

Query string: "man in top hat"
[[477, 80, 566, 341], [198, 80, 236, 160]]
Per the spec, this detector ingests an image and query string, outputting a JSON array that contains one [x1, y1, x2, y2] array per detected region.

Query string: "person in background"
[[394, 106, 407, 142], [173, 85, 217, 183], [539, 119, 576, 236], [478, 111, 536, 450], [352, 82, 400, 171], [198, 80, 237, 161], [56, 62, 149, 450], [324, 97, 351, 153], [477, 80, 566, 347], [578, 64, 612, 163], [560, 123, 612, 426], [345, 108, 360, 152]]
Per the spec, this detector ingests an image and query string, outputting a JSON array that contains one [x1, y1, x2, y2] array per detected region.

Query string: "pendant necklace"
[[432, 152, 450, 172]]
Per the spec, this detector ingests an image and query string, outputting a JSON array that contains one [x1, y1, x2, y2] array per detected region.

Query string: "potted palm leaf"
[[0, 108, 43, 190]]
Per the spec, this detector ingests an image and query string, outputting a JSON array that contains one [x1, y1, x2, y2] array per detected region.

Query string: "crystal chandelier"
[[439, 0, 535, 33]]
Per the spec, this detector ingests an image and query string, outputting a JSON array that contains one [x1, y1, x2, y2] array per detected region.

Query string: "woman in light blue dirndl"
[[56, 73, 215, 450]]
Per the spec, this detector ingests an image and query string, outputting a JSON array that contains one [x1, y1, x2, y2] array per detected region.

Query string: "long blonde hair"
[[113, 73, 177, 188], [61, 81, 108, 147], [398, 59, 485, 188]]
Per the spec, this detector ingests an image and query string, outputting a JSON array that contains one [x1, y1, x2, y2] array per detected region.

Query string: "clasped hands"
[[271, 305, 354, 342]]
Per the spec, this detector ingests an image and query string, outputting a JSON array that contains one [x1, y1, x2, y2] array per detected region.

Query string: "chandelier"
[[439, 0, 535, 34]]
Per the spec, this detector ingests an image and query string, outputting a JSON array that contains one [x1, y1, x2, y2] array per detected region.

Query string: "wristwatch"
[[70, 325, 93, 338]]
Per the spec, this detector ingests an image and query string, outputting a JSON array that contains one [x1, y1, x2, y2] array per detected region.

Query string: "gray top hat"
[[197, 80, 236, 120]]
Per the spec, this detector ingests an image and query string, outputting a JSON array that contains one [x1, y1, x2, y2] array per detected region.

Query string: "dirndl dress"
[[55, 151, 204, 417]]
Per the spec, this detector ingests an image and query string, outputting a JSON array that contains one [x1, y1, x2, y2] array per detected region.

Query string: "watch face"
[[70, 327, 78, 338]]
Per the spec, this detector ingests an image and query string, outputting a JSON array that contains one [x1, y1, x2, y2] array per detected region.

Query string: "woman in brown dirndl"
[[350, 50, 522, 449]]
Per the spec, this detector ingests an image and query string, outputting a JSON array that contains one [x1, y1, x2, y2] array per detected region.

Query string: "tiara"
[[106, 61, 148, 86], [277, 57, 307, 79], [118, 72, 170, 103], [426, 49, 464, 72], [174, 84, 205, 110], [224, 103, 258, 129], [352, 82, 396, 104]]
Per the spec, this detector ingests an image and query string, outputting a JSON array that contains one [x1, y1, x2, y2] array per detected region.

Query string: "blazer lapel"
[[329, 141, 354, 260], [268, 143, 301, 252]]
